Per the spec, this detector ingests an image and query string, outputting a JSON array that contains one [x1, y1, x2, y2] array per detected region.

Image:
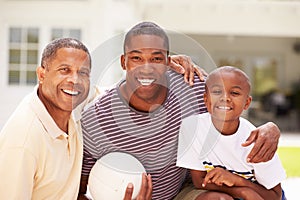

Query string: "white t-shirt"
[[176, 113, 286, 189]]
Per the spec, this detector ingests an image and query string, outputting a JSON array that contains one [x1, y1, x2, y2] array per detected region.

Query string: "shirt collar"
[[30, 85, 71, 139]]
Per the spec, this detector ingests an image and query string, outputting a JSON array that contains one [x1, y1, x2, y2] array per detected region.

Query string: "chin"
[[71, 102, 82, 110]]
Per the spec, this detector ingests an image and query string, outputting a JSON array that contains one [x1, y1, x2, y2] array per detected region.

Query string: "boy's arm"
[[191, 168, 281, 200], [190, 169, 262, 200], [202, 167, 282, 200]]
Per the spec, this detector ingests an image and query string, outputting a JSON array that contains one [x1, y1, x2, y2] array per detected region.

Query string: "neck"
[[211, 118, 240, 136], [51, 113, 70, 133], [119, 83, 168, 113], [38, 91, 70, 133]]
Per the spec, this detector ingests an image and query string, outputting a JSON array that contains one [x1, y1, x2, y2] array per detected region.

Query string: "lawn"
[[278, 147, 300, 177]]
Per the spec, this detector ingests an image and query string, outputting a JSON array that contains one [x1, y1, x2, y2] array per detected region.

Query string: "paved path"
[[279, 132, 300, 147], [279, 133, 300, 200], [282, 178, 299, 200]]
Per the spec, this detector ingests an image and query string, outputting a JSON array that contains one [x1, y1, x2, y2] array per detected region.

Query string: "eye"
[[152, 57, 164, 63], [130, 56, 142, 62], [59, 67, 70, 74], [211, 89, 222, 95], [79, 70, 90, 77], [231, 91, 241, 96]]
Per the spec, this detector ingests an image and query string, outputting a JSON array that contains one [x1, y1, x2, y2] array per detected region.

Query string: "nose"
[[220, 93, 231, 102], [67, 72, 79, 83], [139, 63, 154, 74]]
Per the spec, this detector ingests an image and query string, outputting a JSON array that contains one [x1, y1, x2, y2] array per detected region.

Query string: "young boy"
[[176, 66, 286, 200]]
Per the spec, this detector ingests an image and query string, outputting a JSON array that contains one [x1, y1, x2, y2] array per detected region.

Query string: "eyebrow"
[[57, 63, 72, 68], [232, 86, 243, 90], [57, 63, 91, 70], [126, 49, 165, 55], [210, 84, 243, 90], [152, 51, 165, 55], [127, 50, 142, 54]]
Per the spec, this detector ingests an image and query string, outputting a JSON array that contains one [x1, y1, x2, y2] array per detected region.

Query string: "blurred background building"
[[1, 0, 300, 131]]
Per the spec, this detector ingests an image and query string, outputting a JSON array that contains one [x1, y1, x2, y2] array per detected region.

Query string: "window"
[[8, 27, 39, 85], [7, 27, 82, 86], [51, 28, 81, 40]]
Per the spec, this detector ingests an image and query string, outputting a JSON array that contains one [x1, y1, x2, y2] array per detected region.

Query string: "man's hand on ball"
[[123, 173, 152, 200]]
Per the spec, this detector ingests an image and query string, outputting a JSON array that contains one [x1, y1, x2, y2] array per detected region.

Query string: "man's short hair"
[[123, 21, 169, 54], [41, 38, 91, 67]]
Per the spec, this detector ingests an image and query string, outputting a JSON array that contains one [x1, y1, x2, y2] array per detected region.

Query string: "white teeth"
[[137, 79, 154, 86], [63, 89, 79, 96], [217, 106, 231, 110]]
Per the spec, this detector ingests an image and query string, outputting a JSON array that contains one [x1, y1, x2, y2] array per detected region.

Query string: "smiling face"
[[204, 67, 252, 131], [120, 34, 170, 110], [37, 47, 90, 116]]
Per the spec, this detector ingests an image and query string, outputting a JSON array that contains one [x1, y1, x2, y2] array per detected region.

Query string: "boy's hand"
[[202, 167, 237, 187]]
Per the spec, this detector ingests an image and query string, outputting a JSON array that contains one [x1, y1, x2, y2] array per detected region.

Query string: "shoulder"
[[239, 117, 256, 131], [181, 113, 210, 133], [166, 70, 207, 114], [0, 100, 45, 150], [235, 117, 256, 142], [82, 86, 117, 118], [80, 85, 125, 135], [167, 70, 205, 88], [182, 113, 209, 124]]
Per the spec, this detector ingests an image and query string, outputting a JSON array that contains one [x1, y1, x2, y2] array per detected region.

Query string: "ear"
[[203, 91, 208, 106], [243, 96, 252, 110], [167, 56, 171, 68], [120, 55, 126, 70], [37, 66, 45, 84], [203, 91, 211, 113]]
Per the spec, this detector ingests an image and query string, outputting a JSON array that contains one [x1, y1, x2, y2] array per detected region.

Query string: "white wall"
[[139, 0, 300, 37], [1, 0, 300, 129], [0, 0, 140, 129]]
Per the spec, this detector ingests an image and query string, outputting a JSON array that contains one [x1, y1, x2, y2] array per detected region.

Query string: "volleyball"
[[88, 152, 146, 200]]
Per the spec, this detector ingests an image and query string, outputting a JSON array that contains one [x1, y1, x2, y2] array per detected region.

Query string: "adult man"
[[79, 22, 280, 200], [0, 37, 204, 199], [0, 38, 91, 199]]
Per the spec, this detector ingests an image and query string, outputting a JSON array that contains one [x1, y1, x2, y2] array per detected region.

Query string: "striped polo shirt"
[[81, 70, 206, 200]]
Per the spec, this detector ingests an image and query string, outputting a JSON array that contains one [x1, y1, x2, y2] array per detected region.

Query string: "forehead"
[[125, 35, 166, 52], [207, 70, 248, 87], [51, 48, 90, 65], [55, 47, 88, 57]]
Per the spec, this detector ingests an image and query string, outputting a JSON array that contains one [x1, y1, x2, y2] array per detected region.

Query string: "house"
[[1, 0, 300, 130]]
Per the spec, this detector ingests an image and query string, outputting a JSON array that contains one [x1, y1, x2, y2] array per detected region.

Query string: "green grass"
[[278, 147, 300, 177]]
